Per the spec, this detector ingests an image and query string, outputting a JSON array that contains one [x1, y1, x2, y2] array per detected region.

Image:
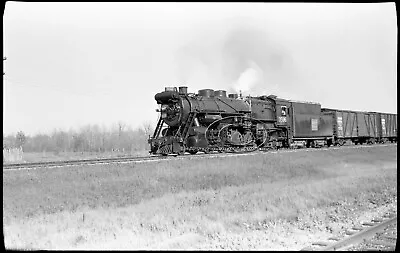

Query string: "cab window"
[[281, 106, 287, 116]]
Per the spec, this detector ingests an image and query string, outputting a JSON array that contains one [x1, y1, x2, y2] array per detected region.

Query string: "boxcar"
[[321, 108, 379, 145], [376, 113, 397, 142]]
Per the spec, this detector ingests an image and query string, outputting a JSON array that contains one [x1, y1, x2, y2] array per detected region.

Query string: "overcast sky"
[[3, 2, 397, 136]]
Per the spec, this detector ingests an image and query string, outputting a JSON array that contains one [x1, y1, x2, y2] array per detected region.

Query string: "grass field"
[[3, 145, 397, 249]]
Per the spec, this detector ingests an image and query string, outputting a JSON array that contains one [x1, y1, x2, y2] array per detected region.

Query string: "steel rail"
[[2, 155, 167, 170], [2, 147, 267, 170], [2, 150, 249, 170]]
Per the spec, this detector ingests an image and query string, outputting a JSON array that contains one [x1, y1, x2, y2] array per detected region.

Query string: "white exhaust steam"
[[232, 61, 263, 96]]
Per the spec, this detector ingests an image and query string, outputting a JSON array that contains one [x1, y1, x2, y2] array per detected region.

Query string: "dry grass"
[[3, 145, 397, 249]]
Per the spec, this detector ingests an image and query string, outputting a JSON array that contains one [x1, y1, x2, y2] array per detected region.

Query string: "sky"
[[3, 2, 397, 136]]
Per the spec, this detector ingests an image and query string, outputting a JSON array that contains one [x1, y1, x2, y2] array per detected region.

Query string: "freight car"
[[378, 113, 398, 142], [321, 108, 397, 145], [148, 86, 396, 155]]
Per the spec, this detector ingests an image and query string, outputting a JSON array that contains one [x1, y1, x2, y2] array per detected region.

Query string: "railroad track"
[[2, 149, 263, 170], [2, 155, 169, 170], [3, 143, 396, 170], [301, 213, 397, 251]]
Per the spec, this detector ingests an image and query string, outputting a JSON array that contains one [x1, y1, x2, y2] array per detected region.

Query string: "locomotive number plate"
[[278, 116, 287, 123]]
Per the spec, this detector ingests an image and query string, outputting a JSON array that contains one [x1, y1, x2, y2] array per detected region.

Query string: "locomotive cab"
[[249, 95, 276, 122], [275, 101, 291, 126]]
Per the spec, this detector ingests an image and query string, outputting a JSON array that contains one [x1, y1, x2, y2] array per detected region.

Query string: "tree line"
[[3, 122, 154, 153]]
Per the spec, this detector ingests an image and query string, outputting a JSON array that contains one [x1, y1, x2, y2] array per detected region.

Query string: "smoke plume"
[[174, 18, 300, 97], [232, 60, 263, 95]]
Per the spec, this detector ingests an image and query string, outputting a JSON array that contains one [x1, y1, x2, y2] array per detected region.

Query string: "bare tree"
[[53, 129, 68, 153], [72, 134, 84, 152], [117, 121, 126, 138], [5, 121, 154, 154], [142, 121, 154, 137], [15, 131, 26, 149]]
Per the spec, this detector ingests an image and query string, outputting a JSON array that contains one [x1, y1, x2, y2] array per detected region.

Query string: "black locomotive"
[[148, 86, 397, 155]]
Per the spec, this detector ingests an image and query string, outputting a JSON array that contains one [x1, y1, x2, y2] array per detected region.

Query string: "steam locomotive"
[[148, 86, 397, 155]]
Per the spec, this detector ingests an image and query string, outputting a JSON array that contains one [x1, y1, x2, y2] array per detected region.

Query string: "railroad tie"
[[345, 230, 358, 235], [311, 241, 329, 247], [327, 237, 341, 241], [320, 216, 397, 251], [299, 246, 315, 251], [351, 226, 364, 231], [362, 222, 376, 226], [372, 218, 384, 223]]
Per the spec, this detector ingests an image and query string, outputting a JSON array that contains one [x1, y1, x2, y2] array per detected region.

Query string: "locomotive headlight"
[[159, 103, 181, 126]]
